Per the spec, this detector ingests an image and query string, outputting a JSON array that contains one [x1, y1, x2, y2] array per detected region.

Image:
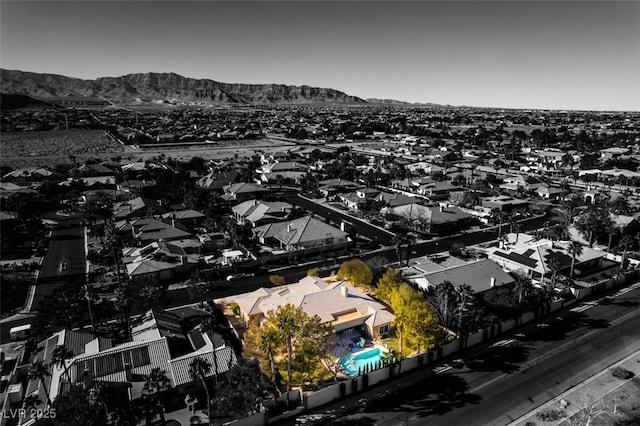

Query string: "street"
[[284, 282, 640, 426]]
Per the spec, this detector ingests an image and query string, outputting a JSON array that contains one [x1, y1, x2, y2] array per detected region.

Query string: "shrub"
[[535, 408, 566, 422], [269, 275, 286, 286], [307, 267, 319, 277], [337, 259, 373, 288], [610, 366, 635, 380], [230, 302, 240, 316]]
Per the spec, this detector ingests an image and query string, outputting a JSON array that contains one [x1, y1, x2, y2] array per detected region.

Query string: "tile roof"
[[253, 215, 348, 247], [234, 276, 394, 329], [225, 182, 270, 194], [417, 259, 515, 293], [169, 346, 237, 386]]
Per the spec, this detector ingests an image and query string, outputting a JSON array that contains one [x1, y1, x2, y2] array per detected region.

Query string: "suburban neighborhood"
[[2, 99, 640, 426]]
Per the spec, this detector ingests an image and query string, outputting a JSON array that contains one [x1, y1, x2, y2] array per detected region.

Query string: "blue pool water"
[[339, 346, 386, 376]]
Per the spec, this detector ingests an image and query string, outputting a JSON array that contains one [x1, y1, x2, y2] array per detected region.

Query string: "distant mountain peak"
[[0, 69, 368, 105]]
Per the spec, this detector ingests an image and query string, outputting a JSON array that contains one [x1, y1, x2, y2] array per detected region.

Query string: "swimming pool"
[[339, 346, 387, 376]]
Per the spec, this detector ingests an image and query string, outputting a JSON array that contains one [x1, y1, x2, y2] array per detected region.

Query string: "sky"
[[1, 1, 639, 111]]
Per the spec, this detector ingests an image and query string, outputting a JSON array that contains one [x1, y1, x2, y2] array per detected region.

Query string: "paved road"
[[284, 283, 640, 426], [38, 226, 86, 280], [0, 226, 87, 342]]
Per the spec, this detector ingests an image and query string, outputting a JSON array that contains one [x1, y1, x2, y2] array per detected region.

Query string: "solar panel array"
[[73, 346, 151, 380]]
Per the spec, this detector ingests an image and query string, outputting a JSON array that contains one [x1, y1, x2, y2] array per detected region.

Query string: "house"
[[480, 195, 529, 214], [610, 213, 640, 237], [599, 147, 630, 160], [418, 181, 461, 200], [233, 276, 394, 338], [196, 171, 239, 192], [198, 231, 231, 251], [2, 167, 52, 182], [122, 241, 199, 281], [129, 217, 194, 245], [535, 185, 563, 200], [114, 197, 163, 220], [232, 200, 293, 227], [21, 309, 237, 422], [383, 204, 474, 235], [404, 258, 515, 294], [222, 182, 270, 203], [375, 192, 419, 208], [257, 171, 307, 186], [161, 209, 206, 230], [338, 187, 380, 210], [488, 240, 608, 285], [253, 215, 349, 253], [318, 178, 361, 197], [76, 163, 115, 176]]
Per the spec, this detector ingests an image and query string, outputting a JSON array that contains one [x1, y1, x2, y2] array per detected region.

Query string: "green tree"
[[142, 367, 171, 425], [262, 304, 329, 399], [375, 268, 403, 305], [189, 357, 213, 424], [389, 282, 444, 356], [211, 359, 276, 422], [306, 267, 319, 277], [337, 259, 373, 290]]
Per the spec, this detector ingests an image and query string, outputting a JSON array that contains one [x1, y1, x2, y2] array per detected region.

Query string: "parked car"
[[226, 273, 254, 282]]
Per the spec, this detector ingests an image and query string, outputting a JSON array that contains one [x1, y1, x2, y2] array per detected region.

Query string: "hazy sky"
[[1, 1, 639, 111]]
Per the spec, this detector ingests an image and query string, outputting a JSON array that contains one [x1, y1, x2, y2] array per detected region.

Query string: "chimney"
[[439, 205, 444, 212], [171, 213, 176, 228], [490, 277, 496, 288], [287, 223, 292, 232], [124, 363, 133, 382], [341, 285, 349, 298]]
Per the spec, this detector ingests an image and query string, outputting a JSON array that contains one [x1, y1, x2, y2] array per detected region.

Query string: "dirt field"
[[1, 133, 297, 168], [1, 129, 123, 168]]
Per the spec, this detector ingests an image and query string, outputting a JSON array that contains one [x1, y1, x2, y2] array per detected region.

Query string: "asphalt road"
[[286, 282, 640, 426], [38, 226, 86, 280], [33, 225, 87, 307]]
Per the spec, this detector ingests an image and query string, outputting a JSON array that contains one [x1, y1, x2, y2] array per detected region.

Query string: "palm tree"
[[259, 326, 280, 389], [513, 274, 533, 304], [490, 208, 503, 238], [618, 235, 634, 268], [189, 357, 213, 424], [547, 257, 562, 295], [50, 345, 75, 384], [114, 282, 133, 341], [568, 240, 584, 280], [23, 394, 42, 412], [142, 367, 171, 425], [27, 361, 52, 406], [455, 284, 476, 336], [82, 284, 98, 338]]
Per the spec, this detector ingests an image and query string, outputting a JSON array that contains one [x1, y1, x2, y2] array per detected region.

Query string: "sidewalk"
[[510, 348, 640, 425]]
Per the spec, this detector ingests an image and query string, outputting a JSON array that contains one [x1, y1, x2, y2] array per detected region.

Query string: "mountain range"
[[0, 69, 378, 106]]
